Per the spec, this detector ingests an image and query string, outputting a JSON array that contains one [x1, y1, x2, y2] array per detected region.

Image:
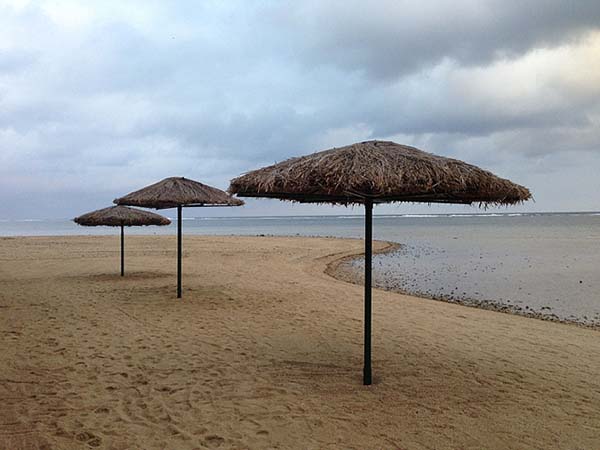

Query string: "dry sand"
[[0, 235, 599, 450]]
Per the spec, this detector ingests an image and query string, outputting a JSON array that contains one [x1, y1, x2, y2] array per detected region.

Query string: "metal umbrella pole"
[[120, 224, 125, 277], [363, 199, 373, 385], [177, 205, 182, 298]]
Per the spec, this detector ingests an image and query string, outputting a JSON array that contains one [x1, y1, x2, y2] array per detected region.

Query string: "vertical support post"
[[177, 205, 182, 298], [364, 199, 373, 385], [120, 224, 125, 277]]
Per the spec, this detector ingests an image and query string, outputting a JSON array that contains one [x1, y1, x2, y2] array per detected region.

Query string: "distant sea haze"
[[2, 211, 599, 229], [1, 212, 599, 327]]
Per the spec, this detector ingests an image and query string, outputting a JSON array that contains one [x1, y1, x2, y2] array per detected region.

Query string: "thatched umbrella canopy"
[[114, 177, 243, 297], [74, 205, 171, 276], [229, 140, 531, 205], [113, 176, 244, 209], [74, 205, 171, 227], [229, 140, 532, 385]]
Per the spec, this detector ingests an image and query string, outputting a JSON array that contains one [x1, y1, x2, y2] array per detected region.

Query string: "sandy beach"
[[1, 235, 599, 449]]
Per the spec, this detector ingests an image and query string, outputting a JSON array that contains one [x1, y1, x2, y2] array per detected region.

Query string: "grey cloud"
[[279, 0, 600, 79], [0, 1, 599, 219], [0, 49, 38, 73]]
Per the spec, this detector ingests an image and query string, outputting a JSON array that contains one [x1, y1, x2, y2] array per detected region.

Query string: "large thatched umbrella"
[[229, 140, 532, 385], [114, 177, 243, 298], [74, 205, 171, 276]]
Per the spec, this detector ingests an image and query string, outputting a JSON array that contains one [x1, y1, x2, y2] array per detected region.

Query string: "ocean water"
[[341, 212, 600, 327], [1, 212, 599, 326]]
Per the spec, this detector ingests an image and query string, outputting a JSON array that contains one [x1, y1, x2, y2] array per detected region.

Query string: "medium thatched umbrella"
[[114, 177, 243, 298], [229, 140, 532, 385], [74, 205, 171, 276]]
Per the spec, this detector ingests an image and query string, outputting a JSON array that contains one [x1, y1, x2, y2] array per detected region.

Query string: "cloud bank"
[[0, 0, 598, 218]]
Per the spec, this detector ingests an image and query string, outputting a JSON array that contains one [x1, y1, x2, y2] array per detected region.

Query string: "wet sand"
[[335, 244, 600, 329], [334, 218, 600, 328], [1, 235, 599, 449]]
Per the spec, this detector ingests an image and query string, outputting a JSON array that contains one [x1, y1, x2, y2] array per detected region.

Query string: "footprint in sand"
[[204, 434, 225, 447], [75, 431, 102, 448]]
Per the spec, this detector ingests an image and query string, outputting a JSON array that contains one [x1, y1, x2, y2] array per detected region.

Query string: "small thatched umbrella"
[[229, 140, 532, 385], [74, 205, 171, 276], [114, 177, 243, 298]]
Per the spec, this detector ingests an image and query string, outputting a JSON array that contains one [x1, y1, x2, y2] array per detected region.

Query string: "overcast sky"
[[1, 0, 599, 219]]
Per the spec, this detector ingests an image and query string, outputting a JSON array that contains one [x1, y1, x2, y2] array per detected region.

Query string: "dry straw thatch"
[[74, 205, 171, 227], [229, 140, 532, 206], [114, 177, 243, 209]]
